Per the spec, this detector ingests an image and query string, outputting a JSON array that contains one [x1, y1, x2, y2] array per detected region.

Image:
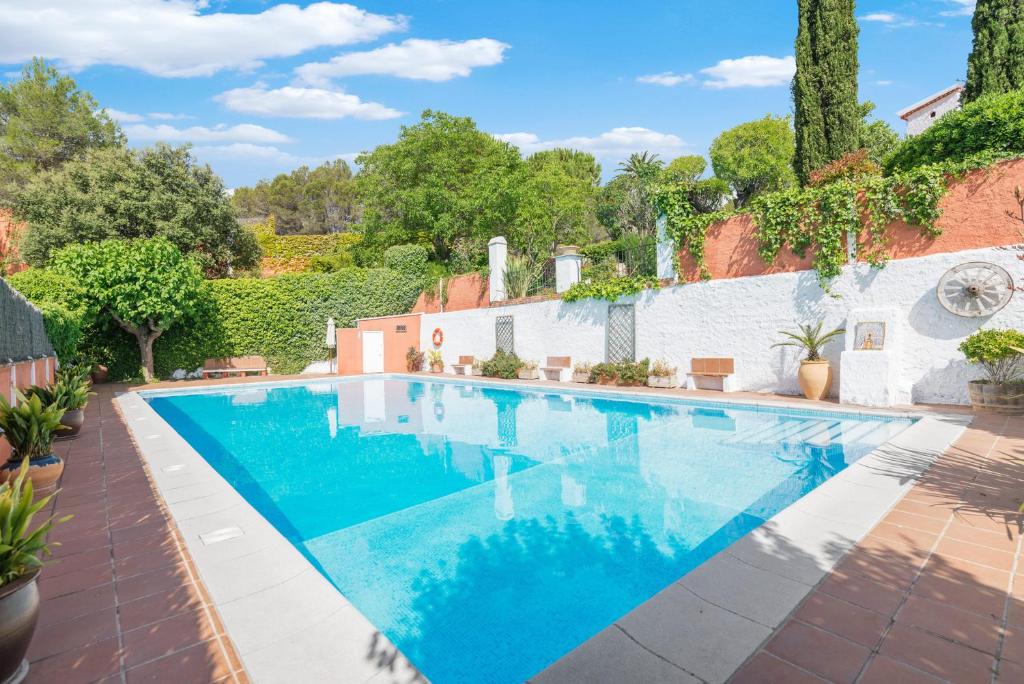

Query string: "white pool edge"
[[118, 377, 970, 684]]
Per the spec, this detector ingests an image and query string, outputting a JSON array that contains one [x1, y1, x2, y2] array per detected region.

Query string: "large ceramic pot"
[[0, 570, 40, 684], [56, 409, 84, 440], [1, 456, 64, 498], [90, 365, 109, 384], [429, 363, 443, 373], [967, 381, 1024, 415], [798, 360, 832, 401]]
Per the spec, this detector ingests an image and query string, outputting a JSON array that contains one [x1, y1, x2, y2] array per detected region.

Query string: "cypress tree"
[[963, 0, 1024, 103], [792, 0, 860, 185]]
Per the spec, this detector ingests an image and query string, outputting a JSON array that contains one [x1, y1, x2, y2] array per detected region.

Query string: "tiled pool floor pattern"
[[731, 412, 1024, 684], [28, 385, 246, 684]]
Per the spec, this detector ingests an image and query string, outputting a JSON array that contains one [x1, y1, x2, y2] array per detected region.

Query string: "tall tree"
[[15, 143, 259, 277], [792, 0, 860, 184], [710, 115, 797, 207], [231, 159, 358, 234], [963, 0, 1024, 103], [0, 58, 123, 201], [513, 149, 601, 256]]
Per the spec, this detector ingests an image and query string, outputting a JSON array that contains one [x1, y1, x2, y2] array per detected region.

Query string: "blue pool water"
[[144, 376, 913, 683]]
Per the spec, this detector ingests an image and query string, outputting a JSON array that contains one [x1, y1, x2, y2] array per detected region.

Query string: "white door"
[[361, 331, 385, 373]]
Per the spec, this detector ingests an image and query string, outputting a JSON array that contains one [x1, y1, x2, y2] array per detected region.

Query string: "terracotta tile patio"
[[731, 413, 1024, 684], [27, 384, 246, 684]]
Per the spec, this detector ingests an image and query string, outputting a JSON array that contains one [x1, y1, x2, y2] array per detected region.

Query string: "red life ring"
[[432, 328, 444, 347]]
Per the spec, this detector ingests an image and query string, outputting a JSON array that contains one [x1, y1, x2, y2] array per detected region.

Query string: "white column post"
[[656, 214, 676, 281], [554, 246, 583, 294], [488, 236, 508, 303]]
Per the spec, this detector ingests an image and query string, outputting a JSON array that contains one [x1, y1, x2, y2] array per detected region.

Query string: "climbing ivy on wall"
[[561, 275, 660, 303]]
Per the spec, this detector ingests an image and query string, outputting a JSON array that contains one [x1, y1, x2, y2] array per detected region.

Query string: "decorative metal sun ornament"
[[937, 262, 1014, 317]]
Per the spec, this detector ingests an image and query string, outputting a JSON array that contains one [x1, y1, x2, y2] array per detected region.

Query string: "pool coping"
[[117, 375, 971, 684]]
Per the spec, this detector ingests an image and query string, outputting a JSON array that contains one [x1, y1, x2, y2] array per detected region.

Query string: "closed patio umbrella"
[[325, 317, 336, 373]]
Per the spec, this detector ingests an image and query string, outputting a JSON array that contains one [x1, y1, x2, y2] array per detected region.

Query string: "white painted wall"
[[905, 89, 961, 136], [421, 245, 1024, 405]]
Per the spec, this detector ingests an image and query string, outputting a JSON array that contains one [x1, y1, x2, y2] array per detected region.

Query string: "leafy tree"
[[857, 101, 900, 166], [710, 115, 797, 207], [963, 0, 1024, 103], [663, 155, 707, 183], [50, 238, 203, 381], [0, 58, 123, 202], [513, 149, 600, 255], [593, 152, 665, 240], [618, 152, 663, 184], [15, 143, 259, 277], [355, 110, 522, 269], [793, 0, 861, 184], [231, 159, 358, 234]]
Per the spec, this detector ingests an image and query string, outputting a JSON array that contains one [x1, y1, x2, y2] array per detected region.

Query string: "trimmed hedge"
[[384, 244, 430, 277], [35, 302, 83, 362], [252, 218, 362, 259], [154, 267, 422, 376]]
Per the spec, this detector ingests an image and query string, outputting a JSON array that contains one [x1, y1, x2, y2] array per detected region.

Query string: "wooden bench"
[[540, 356, 572, 382], [201, 356, 269, 378], [451, 355, 476, 376], [686, 357, 737, 392]]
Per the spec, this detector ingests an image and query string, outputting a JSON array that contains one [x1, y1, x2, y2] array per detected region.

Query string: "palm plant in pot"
[[427, 350, 444, 373], [0, 460, 69, 683], [773, 322, 845, 401], [958, 329, 1024, 415], [0, 394, 67, 496], [25, 365, 94, 439]]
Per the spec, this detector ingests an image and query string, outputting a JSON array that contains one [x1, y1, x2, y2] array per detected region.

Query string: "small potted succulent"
[[517, 360, 540, 380], [406, 346, 425, 372], [0, 393, 67, 496], [471, 359, 485, 376], [0, 460, 70, 683], [427, 350, 444, 373], [25, 365, 94, 439], [959, 329, 1024, 415], [572, 362, 593, 383], [647, 359, 679, 388], [773, 322, 845, 401]]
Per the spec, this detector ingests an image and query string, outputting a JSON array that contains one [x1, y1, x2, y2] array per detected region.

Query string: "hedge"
[[153, 267, 422, 376], [7, 269, 93, 362]]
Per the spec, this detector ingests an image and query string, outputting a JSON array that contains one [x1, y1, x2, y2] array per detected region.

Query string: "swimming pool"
[[144, 376, 913, 683]]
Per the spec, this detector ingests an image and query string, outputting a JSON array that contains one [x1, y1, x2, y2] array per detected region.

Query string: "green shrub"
[[958, 329, 1024, 384], [35, 303, 83, 362], [808, 149, 882, 187], [383, 244, 430, 278], [154, 267, 422, 376], [885, 89, 1024, 173], [589, 359, 650, 384], [480, 350, 523, 379], [8, 269, 93, 362]]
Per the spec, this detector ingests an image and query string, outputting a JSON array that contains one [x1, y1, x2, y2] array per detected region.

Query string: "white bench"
[[452, 355, 475, 375], [540, 356, 572, 382], [686, 357, 738, 392]]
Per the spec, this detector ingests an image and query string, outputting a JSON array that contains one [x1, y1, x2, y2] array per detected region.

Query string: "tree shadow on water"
[[399, 513, 689, 684]]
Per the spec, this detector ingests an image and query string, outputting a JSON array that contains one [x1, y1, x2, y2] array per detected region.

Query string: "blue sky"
[[1, 1, 977, 187]]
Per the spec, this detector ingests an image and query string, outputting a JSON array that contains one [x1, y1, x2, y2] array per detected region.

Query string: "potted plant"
[[572, 362, 593, 383], [647, 359, 679, 388], [517, 360, 540, 380], [480, 351, 522, 379], [88, 357, 109, 385], [616, 358, 650, 387], [773, 322, 845, 401], [471, 359, 484, 376], [427, 350, 444, 373], [25, 365, 94, 439], [959, 329, 1024, 415], [406, 346, 425, 372], [0, 460, 69, 683], [0, 394, 67, 496], [590, 362, 617, 385]]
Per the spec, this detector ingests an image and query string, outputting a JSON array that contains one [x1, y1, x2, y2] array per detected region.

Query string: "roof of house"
[[897, 84, 964, 120]]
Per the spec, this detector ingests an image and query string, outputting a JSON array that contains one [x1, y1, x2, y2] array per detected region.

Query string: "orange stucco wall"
[[412, 273, 488, 313], [335, 314, 422, 375], [0, 356, 57, 461], [0, 209, 27, 275], [679, 158, 1024, 282]]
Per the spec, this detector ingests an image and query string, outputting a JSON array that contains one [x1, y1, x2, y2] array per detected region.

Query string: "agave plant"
[[773, 322, 845, 361], [0, 393, 66, 461], [0, 459, 70, 586], [503, 255, 543, 300], [24, 365, 95, 413]]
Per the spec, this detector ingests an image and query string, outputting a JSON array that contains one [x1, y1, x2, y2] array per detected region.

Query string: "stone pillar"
[[656, 214, 676, 281], [488, 237, 508, 303], [554, 246, 583, 294]]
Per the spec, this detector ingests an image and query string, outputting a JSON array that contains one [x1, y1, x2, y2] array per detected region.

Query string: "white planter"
[[647, 374, 679, 389], [572, 372, 591, 383], [470, 367, 484, 376], [518, 369, 540, 380]]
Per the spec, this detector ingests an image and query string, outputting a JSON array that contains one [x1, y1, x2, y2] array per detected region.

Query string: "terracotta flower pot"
[[1, 455, 64, 498], [430, 363, 443, 373], [798, 360, 832, 401], [967, 381, 1024, 415], [56, 409, 84, 440], [90, 365, 109, 384], [0, 570, 40, 684]]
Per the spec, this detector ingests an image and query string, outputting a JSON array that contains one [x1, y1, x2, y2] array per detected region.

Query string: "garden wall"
[[0, 358, 57, 461], [418, 244, 1024, 405], [411, 273, 489, 314]]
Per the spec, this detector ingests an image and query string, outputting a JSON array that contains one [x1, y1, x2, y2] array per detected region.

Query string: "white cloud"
[[104, 108, 145, 123], [940, 0, 975, 17], [494, 127, 686, 158], [214, 83, 402, 120], [861, 12, 898, 22], [875, 80, 894, 86], [0, 0, 405, 77], [700, 55, 795, 89], [636, 72, 695, 87], [147, 112, 194, 121], [296, 38, 508, 84], [124, 122, 292, 144], [192, 142, 358, 167]]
